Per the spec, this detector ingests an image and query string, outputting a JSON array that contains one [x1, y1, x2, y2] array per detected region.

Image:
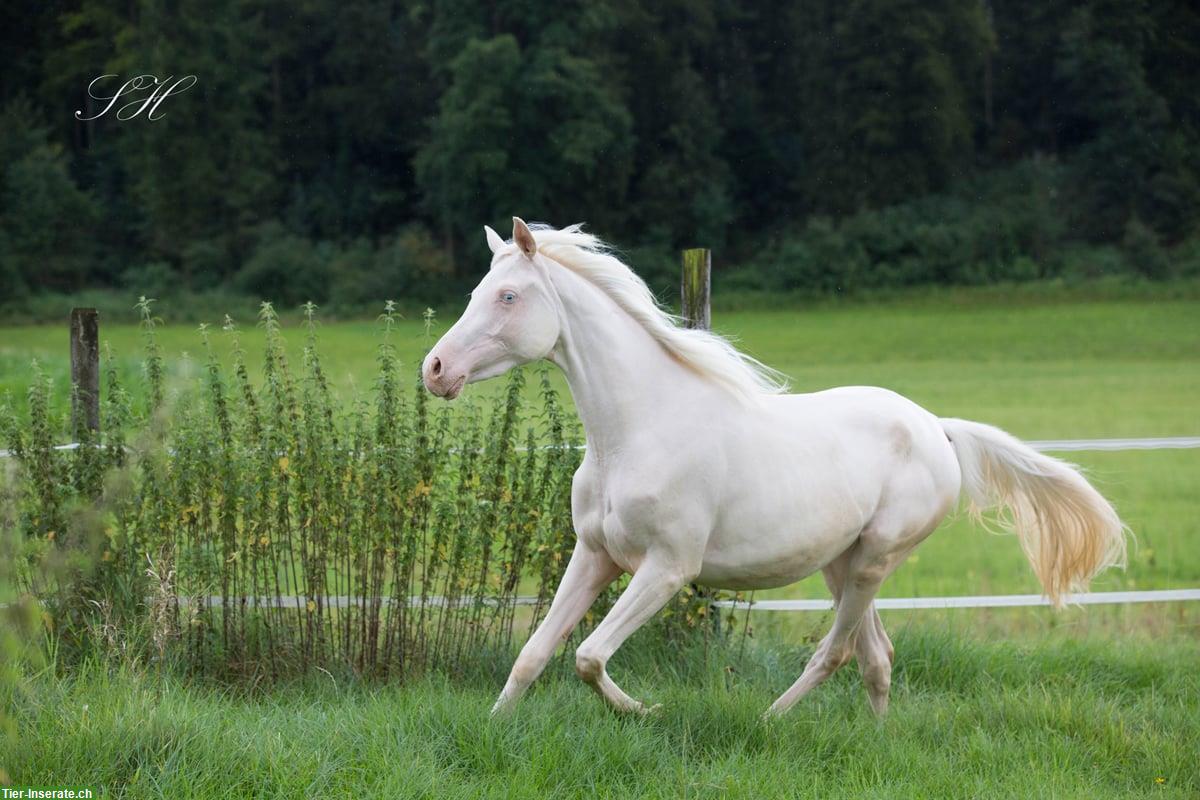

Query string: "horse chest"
[[571, 460, 673, 574], [571, 463, 608, 544]]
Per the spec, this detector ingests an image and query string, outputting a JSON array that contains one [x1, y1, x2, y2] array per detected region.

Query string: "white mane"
[[524, 224, 789, 402]]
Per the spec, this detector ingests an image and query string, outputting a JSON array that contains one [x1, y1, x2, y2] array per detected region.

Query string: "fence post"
[[70, 307, 100, 434], [680, 248, 711, 330], [681, 248, 719, 633]]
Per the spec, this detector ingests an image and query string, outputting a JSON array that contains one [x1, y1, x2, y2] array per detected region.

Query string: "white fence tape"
[[1025, 437, 1200, 452], [4, 436, 1200, 460], [163, 588, 1200, 611], [710, 588, 1200, 611]]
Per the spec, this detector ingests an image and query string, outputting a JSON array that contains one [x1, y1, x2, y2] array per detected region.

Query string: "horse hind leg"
[[857, 606, 894, 715], [766, 552, 884, 715], [822, 553, 895, 715], [768, 522, 927, 717], [770, 450, 952, 717]]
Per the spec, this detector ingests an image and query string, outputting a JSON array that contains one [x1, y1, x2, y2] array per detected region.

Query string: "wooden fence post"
[[70, 307, 100, 434], [681, 248, 719, 632], [680, 248, 711, 331]]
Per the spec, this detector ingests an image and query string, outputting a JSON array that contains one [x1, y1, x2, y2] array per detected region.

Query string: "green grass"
[[4, 630, 1197, 799], [2, 287, 1198, 797], [2, 291, 1196, 438]]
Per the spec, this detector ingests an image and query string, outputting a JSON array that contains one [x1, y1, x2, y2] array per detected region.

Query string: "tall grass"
[[1, 300, 600, 680]]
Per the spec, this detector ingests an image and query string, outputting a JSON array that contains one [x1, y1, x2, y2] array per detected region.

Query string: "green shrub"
[[236, 222, 335, 306], [328, 225, 455, 309], [0, 301, 603, 679], [180, 240, 231, 289], [120, 262, 177, 300], [733, 160, 1072, 293], [1173, 236, 1200, 278], [1123, 217, 1173, 281]]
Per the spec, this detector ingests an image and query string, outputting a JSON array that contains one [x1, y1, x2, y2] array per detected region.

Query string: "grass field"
[[2, 287, 1198, 439], [4, 630, 1198, 799], [2, 287, 1198, 798]]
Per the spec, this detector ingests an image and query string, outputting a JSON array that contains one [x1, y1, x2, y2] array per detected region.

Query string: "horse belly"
[[694, 417, 885, 590], [696, 477, 872, 590], [696, 519, 862, 589]]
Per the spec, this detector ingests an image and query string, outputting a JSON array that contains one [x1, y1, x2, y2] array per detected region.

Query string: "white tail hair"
[[941, 418, 1128, 607]]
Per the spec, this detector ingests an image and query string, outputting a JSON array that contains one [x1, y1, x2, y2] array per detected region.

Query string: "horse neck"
[[545, 264, 715, 458]]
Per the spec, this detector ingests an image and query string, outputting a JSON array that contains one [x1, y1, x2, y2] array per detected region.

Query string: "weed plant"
[[0, 300, 630, 681]]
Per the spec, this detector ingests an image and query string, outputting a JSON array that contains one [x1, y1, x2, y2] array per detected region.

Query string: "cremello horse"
[[422, 218, 1127, 716]]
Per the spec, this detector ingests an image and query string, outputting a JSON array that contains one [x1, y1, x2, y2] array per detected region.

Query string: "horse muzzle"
[[422, 354, 468, 400]]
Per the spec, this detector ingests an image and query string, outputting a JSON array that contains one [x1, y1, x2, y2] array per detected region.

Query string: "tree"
[[987, 0, 1075, 157], [415, 35, 522, 258], [104, 0, 278, 277], [609, 0, 733, 248], [1055, 0, 1193, 240], [0, 100, 99, 294], [797, 0, 991, 215], [416, 6, 633, 262]]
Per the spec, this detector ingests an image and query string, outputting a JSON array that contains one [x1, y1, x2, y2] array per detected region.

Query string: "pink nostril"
[[430, 357, 442, 378]]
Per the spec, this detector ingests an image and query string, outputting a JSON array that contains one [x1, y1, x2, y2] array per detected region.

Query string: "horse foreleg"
[[574, 558, 694, 714], [492, 541, 620, 714]]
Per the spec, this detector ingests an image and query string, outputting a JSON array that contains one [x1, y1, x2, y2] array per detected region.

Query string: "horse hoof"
[[616, 700, 661, 716]]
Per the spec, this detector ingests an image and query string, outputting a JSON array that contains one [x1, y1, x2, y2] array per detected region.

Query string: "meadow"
[[3, 284, 1198, 438], [3, 287, 1197, 603], [1, 286, 1197, 798], [4, 630, 1198, 798]]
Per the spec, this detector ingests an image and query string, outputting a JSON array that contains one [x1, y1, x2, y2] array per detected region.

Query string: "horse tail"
[[940, 418, 1127, 607]]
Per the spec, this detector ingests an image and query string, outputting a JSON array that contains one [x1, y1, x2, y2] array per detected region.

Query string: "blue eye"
[[500, 290, 517, 304]]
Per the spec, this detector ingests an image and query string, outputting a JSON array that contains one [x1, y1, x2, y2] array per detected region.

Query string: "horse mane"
[[522, 223, 789, 402]]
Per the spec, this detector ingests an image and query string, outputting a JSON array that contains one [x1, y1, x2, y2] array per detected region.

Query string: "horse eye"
[[500, 291, 517, 305]]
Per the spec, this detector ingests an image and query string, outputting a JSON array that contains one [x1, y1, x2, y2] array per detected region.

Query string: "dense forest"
[[2, 0, 1199, 311]]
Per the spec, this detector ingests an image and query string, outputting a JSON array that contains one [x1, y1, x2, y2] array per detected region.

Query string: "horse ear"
[[512, 217, 537, 258], [484, 225, 505, 254]]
